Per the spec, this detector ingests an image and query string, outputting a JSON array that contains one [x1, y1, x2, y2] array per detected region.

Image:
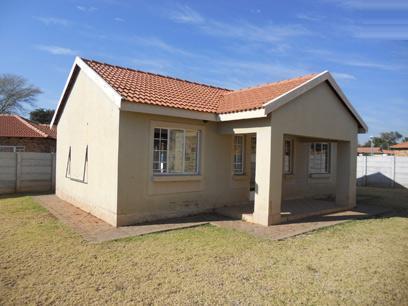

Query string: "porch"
[[215, 197, 345, 223]]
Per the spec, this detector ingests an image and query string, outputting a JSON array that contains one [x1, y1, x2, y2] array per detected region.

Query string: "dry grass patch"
[[0, 194, 407, 305]]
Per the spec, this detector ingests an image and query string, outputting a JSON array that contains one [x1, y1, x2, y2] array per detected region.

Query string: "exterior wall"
[[0, 137, 56, 153], [55, 70, 120, 226], [282, 137, 337, 200], [116, 112, 253, 225]]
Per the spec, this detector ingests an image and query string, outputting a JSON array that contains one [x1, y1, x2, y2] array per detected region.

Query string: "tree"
[[29, 108, 55, 124], [0, 74, 42, 114], [402, 137, 408, 143], [363, 131, 403, 149]]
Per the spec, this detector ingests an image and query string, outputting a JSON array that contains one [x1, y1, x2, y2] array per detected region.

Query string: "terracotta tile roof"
[[218, 73, 318, 113], [82, 58, 319, 114], [83, 59, 230, 113], [0, 115, 56, 139], [390, 141, 408, 149]]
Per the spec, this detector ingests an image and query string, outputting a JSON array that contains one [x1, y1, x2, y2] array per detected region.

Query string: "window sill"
[[309, 173, 331, 179], [152, 175, 203, 182], [232, 174, 248, 180]]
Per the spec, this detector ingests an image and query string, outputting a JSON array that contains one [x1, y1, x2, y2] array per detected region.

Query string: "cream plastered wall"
[[282, 138, 337, 200], [116, 112, 253, 225], [55, 70, 120, 226]]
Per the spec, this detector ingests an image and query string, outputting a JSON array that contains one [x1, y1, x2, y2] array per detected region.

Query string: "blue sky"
[[1, 0, 407, 143]]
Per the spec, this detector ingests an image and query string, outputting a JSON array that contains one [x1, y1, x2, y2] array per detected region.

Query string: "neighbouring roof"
[[357, 147, 382, 154], [357, 147, 395, 155], [390, 141, 408, 149], [0, 115, 56, 139], [83, 58, 317, 114]]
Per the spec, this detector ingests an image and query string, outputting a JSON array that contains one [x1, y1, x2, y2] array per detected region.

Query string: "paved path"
[[34, 195, 223, 243], [33, 195, 392, 243]]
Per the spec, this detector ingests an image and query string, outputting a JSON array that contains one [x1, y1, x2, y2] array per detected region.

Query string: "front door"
[[249, 136, 256, 201]]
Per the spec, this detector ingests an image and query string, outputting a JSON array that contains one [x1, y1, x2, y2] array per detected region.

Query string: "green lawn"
[[1, 189, 408, 305]]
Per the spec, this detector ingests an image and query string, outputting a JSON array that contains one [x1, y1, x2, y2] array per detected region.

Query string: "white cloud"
[[35, 45, 78, 55], [123, 36, 195, 57], [296, 13, 324, 22], [326, 0, 408, 10], [167, 5, 312, 43], [76, 5, 97, 12], [351, 24, 408, 40], [34, 16, 70, 26], [305, 48, 400, 70], [114, 17, 125, 22], [169, 4, 204, 24], [332, 72, 356, 80]]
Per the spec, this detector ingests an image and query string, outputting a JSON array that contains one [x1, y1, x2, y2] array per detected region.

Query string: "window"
[[233, 135, 245, 175], [0, 146, 25, 152], [153, 128, 200, 175], [284, 139, 293, 174], [309, 143, 330, 174]]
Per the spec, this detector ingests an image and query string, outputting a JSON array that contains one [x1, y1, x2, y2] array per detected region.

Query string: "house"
[[390, 141, 408, 156], [357, 147, 394, 156], [0, 115, 56, 153], [51, 57, 367, 227]]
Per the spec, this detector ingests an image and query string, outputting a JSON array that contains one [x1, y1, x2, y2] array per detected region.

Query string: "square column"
[[252, 127, 283, 226], [336, 139, 357, 208]]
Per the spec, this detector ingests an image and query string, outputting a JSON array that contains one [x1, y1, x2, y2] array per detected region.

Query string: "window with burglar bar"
[[153, 127, 200, 175], [0, 146, 25, 152], [233, 135, 245, 175], [309, 142, 330, 174]]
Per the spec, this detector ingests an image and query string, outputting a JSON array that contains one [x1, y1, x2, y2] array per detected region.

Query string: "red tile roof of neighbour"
[[82, 58, 318, 114], [390, 141, 408, 149], [0, 115, 56, 139], [357, 147, 395, 155], [357, 147, 382, 154]]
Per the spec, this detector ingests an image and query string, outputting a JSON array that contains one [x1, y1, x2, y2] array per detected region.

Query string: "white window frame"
[[284, 139, 293, 174], [152, 127, 201, 176], [233, 135, 245, 175], [0, 145, 25, 152], [309, 142, 330, 174]]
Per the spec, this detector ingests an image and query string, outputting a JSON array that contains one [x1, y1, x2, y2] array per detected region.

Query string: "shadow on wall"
[[357, 172, 406, 189]]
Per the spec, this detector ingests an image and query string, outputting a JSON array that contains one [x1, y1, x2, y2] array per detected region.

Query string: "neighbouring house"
[[0, 115, 56, 153], [357, 147, 394, 156], [390, 141, 408, 156], [51, 57, 367, 227]]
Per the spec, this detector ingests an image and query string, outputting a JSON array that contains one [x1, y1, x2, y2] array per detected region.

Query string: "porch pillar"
[[252, 126, 283, 226], [336, 139, 357, 208]]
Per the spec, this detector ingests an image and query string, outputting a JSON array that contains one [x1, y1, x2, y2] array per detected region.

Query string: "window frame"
[[308, 142, 331, 174], [0, 145, 25, 152], [232, 135, 245, 175], [152, 127, 201, 176], [283, 139, 294, 174]]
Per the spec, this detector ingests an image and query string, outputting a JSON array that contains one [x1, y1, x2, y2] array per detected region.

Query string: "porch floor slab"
[[211, 204, 391, 240], [215, 198, 346, 223]]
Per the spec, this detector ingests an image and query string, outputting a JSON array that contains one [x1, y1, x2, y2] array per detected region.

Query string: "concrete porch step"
[[215, 205, 254, 223]]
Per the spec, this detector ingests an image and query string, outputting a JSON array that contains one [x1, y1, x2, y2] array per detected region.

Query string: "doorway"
[[249, 136, 256, 201]]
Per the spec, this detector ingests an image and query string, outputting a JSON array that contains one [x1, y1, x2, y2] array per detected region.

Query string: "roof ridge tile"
[[81, 57, 232, 92], [15, 115, 48, 138]]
